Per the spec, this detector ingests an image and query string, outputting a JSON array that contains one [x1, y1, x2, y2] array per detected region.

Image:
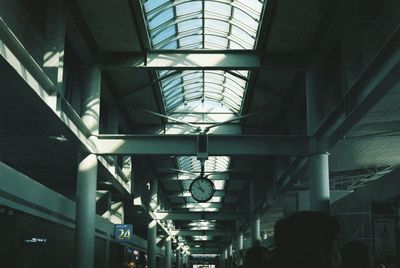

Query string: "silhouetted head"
[[244, 246, 271, 268], [274, 211, 341, 268]]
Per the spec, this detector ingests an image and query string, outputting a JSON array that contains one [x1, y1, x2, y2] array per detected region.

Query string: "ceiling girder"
[[170, 229, 232, 236], [154, 211, 249, 221], [96, 51, 305, 70], [167, 190, 230, 198], [188, 249, 223, 254], [189, 247, 222, 253], [93, 134, 315, 156]]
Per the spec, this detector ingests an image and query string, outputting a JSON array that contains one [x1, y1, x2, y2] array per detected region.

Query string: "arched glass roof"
[[142, 0, 265, 114], [143, 0, 264, 50]]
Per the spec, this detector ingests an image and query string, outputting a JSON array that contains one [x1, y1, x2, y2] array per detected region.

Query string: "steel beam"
[[154, 211, 249, 221], [96, 51, 304, 70], [93, 134, 314, 156], [167, 191, 231, 198], [170, 229, 232, 236], [159, 174, 248, 181], [317, 27, 400, 149], [189, 249, 222, 254], [189, 247, 221, 253], [186, 242, 222, 247]]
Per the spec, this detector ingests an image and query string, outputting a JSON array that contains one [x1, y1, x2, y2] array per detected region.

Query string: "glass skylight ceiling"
[[141, 0, 266, 211], [142, 0, 265, 114], [158, 70, 249, 113], [143, 0, 264, 50]]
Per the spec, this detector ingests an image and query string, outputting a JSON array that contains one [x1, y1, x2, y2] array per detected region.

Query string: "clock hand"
[[195, 185, 204, 192]]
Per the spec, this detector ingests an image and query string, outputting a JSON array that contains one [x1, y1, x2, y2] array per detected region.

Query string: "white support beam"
[[186, 241, 223, 247], [172, 203, 223, 210], [96, 51, 304, 70], [167, 190, 230, 198], [170, 229, 233, 236], [154, 211, 249, 221], [159, 173, 248, 181], [190, 249, 222, 254], [189, 247, 222, 253], [93, 135, 315, 156]]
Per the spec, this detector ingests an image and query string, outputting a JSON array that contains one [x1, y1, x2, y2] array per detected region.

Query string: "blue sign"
[[115, 224, 133, 242]]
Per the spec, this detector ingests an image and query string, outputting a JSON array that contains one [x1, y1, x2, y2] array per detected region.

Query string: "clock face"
[[189, 177, 215, 202]]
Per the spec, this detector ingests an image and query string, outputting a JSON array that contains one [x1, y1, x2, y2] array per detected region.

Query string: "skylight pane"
[[162, 40, 178, 49], [177, 19, 202, 33], [153, 25, 176, 45], [236, 0, 263, 16], [184, 81, 203, 91], [148, 8, 174, 30], [205, 35, 228, 48], [183, 71, 203, 81], [176, 1, 202, 16], [229, 40, 245, 49], [231, 25, 253, 47], [144, 0, 169, 13], [166, 97, 183, 108], [179, 35, 202, 47], [204, 1, 231, 18], [232, 8, 258, 33], [205, 19, 229, 34]]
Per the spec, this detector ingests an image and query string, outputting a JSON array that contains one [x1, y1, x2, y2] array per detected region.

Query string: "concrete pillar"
[[74, 154, 98, 268], [250, 181, 260, 245], [236, 232, 243, 266], [251, 215, 260, 246], [309, 153, 330, 213], [222, 248, 227, 268], [176, 249, 181, 268], [224, 248, 228, 263], [74, 61, 100, 268], [81, 66, 101, 134], [182, 253, 187, 267], [147, 220, 157, 268], [165, 236, 172, 268]]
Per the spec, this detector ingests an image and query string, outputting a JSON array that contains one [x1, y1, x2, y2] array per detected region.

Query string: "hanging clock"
[[189, 176, 215, 202]]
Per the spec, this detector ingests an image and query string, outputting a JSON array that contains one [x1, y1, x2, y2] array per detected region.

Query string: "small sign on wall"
[[115, 224, 133, 242]]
